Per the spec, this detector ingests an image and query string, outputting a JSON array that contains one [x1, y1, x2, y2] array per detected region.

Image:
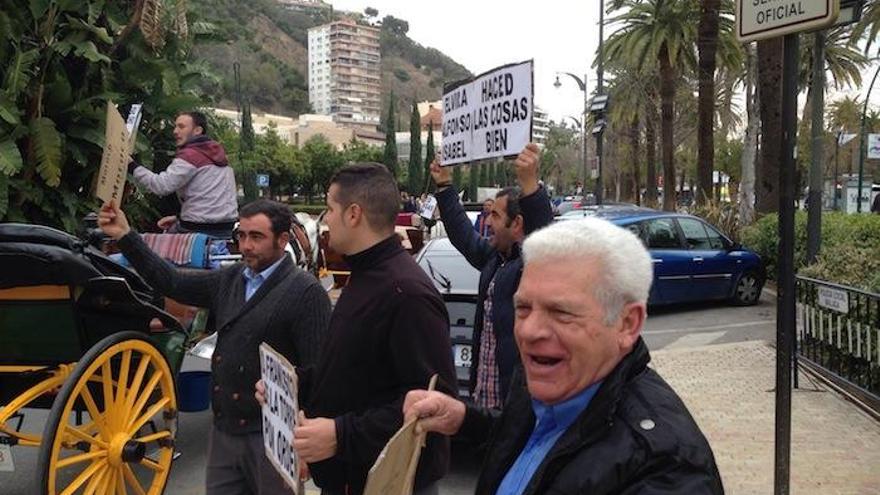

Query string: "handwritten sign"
[[419, 194, 437, 220], [95, 102, 133, 204], [259, 343, 301, 494], [441, 60, 533, 166], [817, 286, 849, 314]]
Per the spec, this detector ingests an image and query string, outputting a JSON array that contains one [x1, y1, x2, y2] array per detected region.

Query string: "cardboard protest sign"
[[363, 375, 438, 495], [259, 343, 301, 494], [441, 60, 533, 166], [95, 101, 133, 204]]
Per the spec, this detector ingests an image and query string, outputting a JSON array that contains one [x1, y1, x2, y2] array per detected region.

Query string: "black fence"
[[796, 276, 880, 401]]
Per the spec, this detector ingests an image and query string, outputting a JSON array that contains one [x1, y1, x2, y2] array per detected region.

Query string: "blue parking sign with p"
[[257, 174, 270, 188]]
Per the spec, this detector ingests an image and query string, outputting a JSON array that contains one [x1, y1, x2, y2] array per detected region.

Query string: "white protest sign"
[[441, 60, 533, 166], [95, 101, 132, 204], [259, 343, 301, 494]]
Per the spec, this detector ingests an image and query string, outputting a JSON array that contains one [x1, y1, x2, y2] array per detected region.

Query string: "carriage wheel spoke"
[[59, 458, 106, 495], [56, 450, 106, 469], [63, 424, 108, 450], [123, 465, 148, 495], [128, 398, 170, 437]]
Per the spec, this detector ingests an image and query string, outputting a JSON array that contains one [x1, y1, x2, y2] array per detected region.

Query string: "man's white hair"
[[522, 217, 653, 325]]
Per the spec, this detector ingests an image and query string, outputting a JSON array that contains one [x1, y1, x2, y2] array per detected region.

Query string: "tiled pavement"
[[651, 341, 880, 495]]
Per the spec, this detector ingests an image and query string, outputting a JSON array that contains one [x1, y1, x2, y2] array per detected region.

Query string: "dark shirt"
[[300, 235, 457, 494]]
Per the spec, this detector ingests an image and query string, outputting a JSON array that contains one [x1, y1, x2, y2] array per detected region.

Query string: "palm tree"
[[605, 0, 699, 211], [697, 0, 721, 205]]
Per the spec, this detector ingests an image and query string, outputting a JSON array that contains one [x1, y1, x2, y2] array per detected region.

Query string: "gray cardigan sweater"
[[118, 231, 331, 434]]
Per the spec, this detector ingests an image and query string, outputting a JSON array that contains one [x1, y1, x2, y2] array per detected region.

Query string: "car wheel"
[[732, 270, 762, 306]]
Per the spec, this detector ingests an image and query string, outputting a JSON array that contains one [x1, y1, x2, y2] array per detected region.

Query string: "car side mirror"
[[728, 242, 742, 251]]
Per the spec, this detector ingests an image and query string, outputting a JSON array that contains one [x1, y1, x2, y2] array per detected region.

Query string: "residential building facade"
[[308, 19, 382, 130]]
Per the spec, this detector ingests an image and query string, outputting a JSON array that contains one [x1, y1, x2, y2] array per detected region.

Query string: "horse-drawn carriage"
[[0, 223, 187, 494]]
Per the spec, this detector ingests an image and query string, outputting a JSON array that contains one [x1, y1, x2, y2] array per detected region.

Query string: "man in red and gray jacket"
[[129, 111, 239, 237]]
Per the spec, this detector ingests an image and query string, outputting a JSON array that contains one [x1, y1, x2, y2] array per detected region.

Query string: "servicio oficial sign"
[[737, 0, 839, 42]]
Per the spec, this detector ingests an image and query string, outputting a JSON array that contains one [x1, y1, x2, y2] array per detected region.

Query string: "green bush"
[[741, 212, 880, 292]]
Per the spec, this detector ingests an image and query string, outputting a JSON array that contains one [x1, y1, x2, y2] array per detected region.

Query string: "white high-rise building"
[[533, 105, 551, 149], [308, 19, 381, 130]]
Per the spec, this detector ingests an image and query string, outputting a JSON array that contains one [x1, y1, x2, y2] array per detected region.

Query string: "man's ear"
[[347, 203, 364, 228], [616, 302, 646, 353], [512, 214, 525, 234], [276, 231, 290, 249]]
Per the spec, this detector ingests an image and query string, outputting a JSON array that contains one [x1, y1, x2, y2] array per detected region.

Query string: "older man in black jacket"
[[404, 218, 723, 495], [99, 199, 331, 494], [429, 143, 553, 409]]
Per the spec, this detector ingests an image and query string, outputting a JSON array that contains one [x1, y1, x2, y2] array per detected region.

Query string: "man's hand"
[[97, 201, 131, 240], [513, 143, 541, 196], [293, 411, 337, 463], [429, 155, 452, 186], [403, 390, 466, 436], [254, 380, 266, 406], [157, 215, 177, 231]]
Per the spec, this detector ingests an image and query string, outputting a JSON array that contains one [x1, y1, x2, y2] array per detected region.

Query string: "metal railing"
[[796, 276, 880, 401]]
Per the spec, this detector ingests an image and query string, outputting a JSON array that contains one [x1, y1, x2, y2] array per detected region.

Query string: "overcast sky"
[[328, 0, 880, 133], [329, 0, 603, 125]]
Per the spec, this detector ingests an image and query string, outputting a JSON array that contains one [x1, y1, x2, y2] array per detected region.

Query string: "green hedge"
[[741, 212, 880, 292]]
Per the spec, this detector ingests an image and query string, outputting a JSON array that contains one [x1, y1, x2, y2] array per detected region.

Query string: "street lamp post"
[[555, 73, 590, 198]]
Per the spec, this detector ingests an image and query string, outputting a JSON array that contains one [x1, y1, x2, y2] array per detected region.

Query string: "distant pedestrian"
[[871, 192, 880, 214]]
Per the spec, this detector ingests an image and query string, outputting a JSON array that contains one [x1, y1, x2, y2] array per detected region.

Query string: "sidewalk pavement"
[[651, 340, 880, 495]]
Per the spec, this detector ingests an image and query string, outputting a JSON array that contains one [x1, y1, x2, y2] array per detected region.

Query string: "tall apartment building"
[[308, 19, 382, 130], [533, 105, 551, 149]]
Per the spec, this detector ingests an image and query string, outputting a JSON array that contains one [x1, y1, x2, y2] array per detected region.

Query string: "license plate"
[[453, 344, 472, 368], [0, 443, 14, 472]]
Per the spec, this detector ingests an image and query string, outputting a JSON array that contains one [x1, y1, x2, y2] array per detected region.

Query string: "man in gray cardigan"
[[99, 199, 331, 495]]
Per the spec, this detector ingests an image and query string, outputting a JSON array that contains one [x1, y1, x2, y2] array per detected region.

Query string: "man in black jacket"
[[403, 218, 724, 494], [98, 199, 331, 495], [429, 143, 553, 409], [284, 163, 457, 495]]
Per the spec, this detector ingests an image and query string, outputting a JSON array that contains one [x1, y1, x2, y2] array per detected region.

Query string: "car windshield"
[[417, 249, 480, 293]]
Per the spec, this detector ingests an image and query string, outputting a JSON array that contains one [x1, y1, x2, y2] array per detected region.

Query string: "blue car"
[[573, 210, 765, 306]]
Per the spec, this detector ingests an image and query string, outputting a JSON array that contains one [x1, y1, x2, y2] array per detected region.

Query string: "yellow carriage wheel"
[[37, 331, 178, 495]]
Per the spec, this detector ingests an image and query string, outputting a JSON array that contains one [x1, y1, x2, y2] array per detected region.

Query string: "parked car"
[[556, 202, 654, 220], [414, 238, 479, 399], [570, 210, 766, 306]]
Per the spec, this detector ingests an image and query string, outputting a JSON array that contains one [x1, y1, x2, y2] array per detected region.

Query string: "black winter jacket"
[[435, 185, 553, 403], [300, 235, 457, 494], [117, 231, 331, 434], [460, 338, 724, 495]]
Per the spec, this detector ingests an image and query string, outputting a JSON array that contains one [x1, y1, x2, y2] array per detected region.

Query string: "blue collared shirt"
[[496, 382, 603, 495], [242, 255, 285, 301]]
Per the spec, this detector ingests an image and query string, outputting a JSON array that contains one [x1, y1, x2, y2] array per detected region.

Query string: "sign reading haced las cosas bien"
[[259, 343, 301, 494], [441, 60, 533, 166]]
